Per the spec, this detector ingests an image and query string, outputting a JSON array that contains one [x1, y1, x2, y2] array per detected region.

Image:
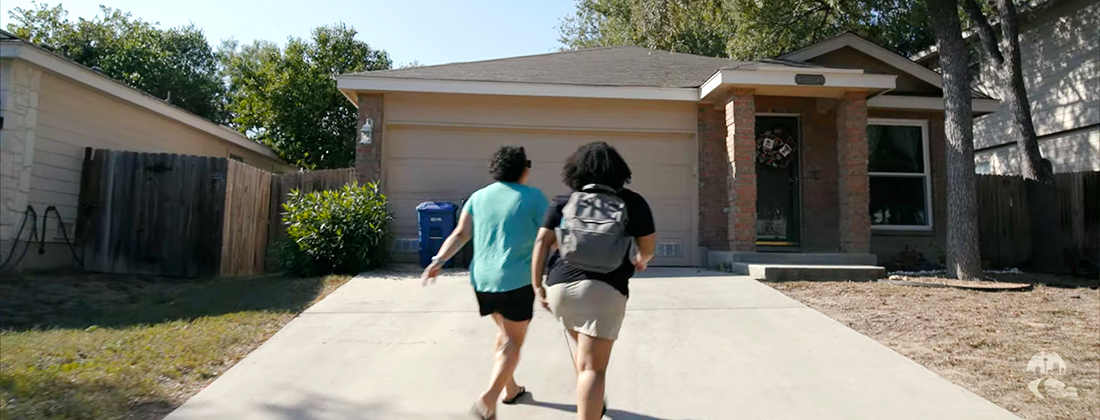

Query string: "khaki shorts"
[[546, 280, 628, 340]]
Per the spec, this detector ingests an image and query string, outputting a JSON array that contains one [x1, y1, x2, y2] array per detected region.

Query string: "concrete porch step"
[[708, 251, 878, 267], [732, 263, 887, 282]]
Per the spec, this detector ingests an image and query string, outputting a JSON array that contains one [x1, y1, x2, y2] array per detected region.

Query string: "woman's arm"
[[531, 227, 556, 309], [633, 234, 656, 271], [421, 210, 473, 285]]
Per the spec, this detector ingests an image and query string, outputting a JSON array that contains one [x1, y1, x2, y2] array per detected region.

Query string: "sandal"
[[469, 402, 495, 420], [501, 386, 529, 405]]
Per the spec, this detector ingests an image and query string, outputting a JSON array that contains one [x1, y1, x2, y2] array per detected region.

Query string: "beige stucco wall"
[[381, 92, 699, 266]]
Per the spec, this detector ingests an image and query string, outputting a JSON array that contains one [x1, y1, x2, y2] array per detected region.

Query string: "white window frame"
[[867, 118, 933, 231]]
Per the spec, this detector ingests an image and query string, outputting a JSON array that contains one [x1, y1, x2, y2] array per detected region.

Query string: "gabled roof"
[[0, 30, 283, 161], [347, 46, 839, 89], [781, 32, 947, 90]]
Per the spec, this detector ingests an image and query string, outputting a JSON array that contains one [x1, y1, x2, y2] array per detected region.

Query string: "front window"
[[868, 119, 932, 230]]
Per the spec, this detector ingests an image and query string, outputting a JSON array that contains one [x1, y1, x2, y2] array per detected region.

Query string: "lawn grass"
[[0, 272, 352, 420]]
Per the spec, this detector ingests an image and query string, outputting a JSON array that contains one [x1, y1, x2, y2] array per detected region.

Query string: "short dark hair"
[[489, 146, 529, 183], [561, 142, 632, 191]]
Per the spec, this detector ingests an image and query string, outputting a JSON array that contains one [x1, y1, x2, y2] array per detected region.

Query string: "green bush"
[[278, 182, 393, 276]]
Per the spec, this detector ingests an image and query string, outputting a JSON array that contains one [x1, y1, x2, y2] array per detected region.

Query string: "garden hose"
[[0, 205, 84, 271]]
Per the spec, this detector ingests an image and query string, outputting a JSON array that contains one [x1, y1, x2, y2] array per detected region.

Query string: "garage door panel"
[[389, 126, 693, 165], [606, 135, 695, 165], [627, 166, 694, 198], [385, 125, 697, 266], [647, 198, 692, 232]]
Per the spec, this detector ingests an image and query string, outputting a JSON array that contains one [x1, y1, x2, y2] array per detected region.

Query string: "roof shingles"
[[349, 46, 828, 88]]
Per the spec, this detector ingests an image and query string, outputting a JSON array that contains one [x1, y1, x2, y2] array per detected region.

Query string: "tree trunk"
[[994, 0, 1064, 273], [926, 0, 983, 280]]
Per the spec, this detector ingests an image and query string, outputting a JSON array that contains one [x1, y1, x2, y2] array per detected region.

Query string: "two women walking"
[[422, 142, 656, 420]]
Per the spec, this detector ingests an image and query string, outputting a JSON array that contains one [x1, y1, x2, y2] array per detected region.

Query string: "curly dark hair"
[[561, 142, 632, 191], [489, 146, 529, 183]]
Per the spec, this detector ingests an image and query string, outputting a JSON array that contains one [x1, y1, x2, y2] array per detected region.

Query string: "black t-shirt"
[[542, 188, 656, 296]]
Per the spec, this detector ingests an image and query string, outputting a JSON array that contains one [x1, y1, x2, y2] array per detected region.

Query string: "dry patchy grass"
[[0, 272, 352, 420], [770, 280, 1099, 420]]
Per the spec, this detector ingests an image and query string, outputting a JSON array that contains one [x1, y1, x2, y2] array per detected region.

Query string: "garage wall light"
[[359, 117, 374, 145]]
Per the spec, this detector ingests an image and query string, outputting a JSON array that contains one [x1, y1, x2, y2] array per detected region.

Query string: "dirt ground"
[[769, 277, 1099, 420]]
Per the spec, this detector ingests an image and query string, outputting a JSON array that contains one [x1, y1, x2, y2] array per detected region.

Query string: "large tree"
[[960, 0, 1062, 273], [558, 0, 936, 59], [925, 0, 982, 279], [6, 3, 227, 122], [220, 24, 391, 169]]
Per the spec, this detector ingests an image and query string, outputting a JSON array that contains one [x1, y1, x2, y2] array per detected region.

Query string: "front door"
[[755, 116, 801, 247]]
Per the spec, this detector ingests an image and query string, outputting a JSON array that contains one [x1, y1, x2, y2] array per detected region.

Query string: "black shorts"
[[475, 285, 535, 322]]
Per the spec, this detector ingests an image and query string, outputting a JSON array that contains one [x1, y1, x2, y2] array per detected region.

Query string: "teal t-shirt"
[[463, 182, 549, 293]]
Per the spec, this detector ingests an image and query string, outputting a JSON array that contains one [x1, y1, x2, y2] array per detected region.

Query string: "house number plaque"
[[795, 74, 826, 85]]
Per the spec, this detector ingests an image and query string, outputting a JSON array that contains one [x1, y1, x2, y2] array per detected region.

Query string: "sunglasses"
[[526, 160, 532, 168]]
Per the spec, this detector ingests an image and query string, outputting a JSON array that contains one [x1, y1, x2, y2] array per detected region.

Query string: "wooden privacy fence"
[[976, 171, 1099, 269], [267, 168, 356, 248], [77, 149, 355, 277]]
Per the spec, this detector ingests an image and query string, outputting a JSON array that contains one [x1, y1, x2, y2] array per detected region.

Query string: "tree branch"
[[961, 0, 1004, 65]]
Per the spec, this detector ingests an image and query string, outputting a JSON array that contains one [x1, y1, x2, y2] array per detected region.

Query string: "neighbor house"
[[0, 30, 294, 270], [915, 0, 1099, 174], [336, 33, 999, 269]]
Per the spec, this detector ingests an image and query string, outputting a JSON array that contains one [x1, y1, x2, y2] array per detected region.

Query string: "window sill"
[[872, 227, 936, 237]]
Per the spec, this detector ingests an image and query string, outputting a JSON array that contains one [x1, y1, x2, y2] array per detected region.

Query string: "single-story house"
[[914, 0, 1099, 175], [337, 33, 999, 268], [1, 30, 294, 270]]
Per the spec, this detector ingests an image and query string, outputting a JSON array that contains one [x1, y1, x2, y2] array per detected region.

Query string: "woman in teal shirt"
[[422, 145, 549, 420]]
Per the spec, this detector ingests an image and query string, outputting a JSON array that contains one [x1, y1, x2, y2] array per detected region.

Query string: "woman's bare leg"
[[574, 333, 613, 420], [478, 313, 529, 412]]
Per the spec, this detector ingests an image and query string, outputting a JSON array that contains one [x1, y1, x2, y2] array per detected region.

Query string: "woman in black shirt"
[[531, 142, 656, 420]]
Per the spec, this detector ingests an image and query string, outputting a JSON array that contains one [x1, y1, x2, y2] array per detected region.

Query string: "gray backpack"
[[555, 184, 632, 273]]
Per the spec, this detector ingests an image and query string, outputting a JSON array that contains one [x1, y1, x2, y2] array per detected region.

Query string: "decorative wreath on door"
[[756, 129, 796, 168]]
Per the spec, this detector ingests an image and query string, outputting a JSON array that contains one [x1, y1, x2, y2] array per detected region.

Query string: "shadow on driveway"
[[525, 396, 698, 420]]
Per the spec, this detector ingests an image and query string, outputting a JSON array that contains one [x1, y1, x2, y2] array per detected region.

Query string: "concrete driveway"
[[165, 268, 1021, 420]]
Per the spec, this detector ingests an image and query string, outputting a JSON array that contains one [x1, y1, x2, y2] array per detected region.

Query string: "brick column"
[[836, 91, 871, 253], [698, 104, 729, 250], [725, 89, 756, 252], [355, 93, 384, 185]]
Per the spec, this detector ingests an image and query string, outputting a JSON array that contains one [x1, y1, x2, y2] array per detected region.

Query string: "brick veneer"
[[836, 92, 871, 253], [725, 89, 757, 251], [355, 93, 384, 185], [698, 104, 729, 250]]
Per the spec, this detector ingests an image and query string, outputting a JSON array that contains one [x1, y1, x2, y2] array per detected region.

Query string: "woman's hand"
[[421, 260, 444, 286], [633, 253, 650, 272], [534, 286, 551, 312]]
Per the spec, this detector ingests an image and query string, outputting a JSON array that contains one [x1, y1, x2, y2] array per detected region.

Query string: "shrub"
[[278, 182, 393, 276]]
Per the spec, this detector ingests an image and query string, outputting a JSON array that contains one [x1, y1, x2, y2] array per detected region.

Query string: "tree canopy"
[[219, 24, 391, 169], [559, 0, 937, 59], [6, 3, 227, 122]]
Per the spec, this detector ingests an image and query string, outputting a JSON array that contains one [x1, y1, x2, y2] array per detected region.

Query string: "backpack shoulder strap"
[[580, 184, 618, 195]]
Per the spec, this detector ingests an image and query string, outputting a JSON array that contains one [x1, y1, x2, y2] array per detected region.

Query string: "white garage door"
[[386, 125, 697, 266]]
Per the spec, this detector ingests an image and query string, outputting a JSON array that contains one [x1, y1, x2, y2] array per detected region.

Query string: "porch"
[[698, 86, 946, 274]]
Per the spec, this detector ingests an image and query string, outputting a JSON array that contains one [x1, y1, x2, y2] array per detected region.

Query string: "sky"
[[0, 0, 578, 66]]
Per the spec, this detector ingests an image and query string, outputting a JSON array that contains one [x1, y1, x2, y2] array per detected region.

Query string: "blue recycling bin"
[[416, 201, 458, 268]]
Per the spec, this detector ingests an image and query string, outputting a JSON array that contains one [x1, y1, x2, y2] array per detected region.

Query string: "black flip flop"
[[501, 386, 529, 405]]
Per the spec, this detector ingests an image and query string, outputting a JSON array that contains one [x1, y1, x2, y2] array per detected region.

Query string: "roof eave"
[[337, 75, 700, 102], [699, 68, 897, 100]]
